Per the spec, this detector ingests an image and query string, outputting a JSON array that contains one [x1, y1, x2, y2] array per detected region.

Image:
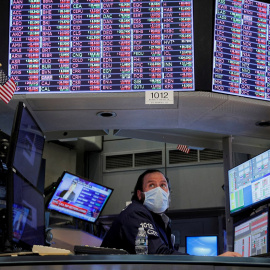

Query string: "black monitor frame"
[[6, 101, 45, 190], [6, 169, 45, 251]]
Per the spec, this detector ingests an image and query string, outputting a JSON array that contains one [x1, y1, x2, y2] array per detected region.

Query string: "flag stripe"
[[0, 77, 16, 104], [177, 144, 190, 154], [2, 84, 13, 98], [0, 90, 9, 104], [2, 82, 15, 98]]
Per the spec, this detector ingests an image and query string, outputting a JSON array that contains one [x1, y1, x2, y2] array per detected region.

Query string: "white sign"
[[145, 91, 174, 104]]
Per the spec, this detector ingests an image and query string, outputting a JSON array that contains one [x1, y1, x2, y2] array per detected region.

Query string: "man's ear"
[[137, 190, 143, 201]]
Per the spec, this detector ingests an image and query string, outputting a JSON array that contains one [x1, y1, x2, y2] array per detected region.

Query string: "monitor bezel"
[[6, 101, 45, 189], [6, 169, 45, 251], [185, 234, 219, 256], [233, 207, 269, 257], [46, 171, 113, 224]]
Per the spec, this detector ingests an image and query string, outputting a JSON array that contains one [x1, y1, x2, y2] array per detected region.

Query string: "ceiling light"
[[96, 111, 117, 118]]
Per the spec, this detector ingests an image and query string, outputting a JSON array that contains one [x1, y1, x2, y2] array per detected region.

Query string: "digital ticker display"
[[8, 0, 195, 93], [213, 0, 270, 101]]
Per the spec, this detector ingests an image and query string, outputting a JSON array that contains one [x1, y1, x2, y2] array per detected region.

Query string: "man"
[[101, 169, 241, 256], [59, 178, 78, 201]]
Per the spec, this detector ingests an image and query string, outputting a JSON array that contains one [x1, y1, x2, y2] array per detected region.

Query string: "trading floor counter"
[[1, 254, 270, 270]]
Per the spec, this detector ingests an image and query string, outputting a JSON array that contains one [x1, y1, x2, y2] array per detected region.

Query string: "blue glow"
[[186, 236, 218, 256]]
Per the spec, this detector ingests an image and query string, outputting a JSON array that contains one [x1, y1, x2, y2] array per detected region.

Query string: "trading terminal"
[[1, 0, 270, 269]]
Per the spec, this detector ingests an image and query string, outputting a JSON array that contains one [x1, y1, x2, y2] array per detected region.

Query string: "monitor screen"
[[7, 102, 45, 189], [185, 235, 218, 256], [212, 0, 270, 101], [234, 209, 268, 257], [47, 171, 113, 223], [7, 171, 45, 250], [228, 149, 270, 214], [8, 0, 195, 93]]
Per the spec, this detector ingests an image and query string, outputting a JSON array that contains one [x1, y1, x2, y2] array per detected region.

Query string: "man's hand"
[[218, 251, 242, 257]]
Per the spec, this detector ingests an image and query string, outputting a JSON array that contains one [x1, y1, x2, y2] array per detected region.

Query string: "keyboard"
[[74, 245, 128, 255]]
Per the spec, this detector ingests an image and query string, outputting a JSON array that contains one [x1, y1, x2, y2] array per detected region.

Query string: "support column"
[[222, 136, 234, 252]]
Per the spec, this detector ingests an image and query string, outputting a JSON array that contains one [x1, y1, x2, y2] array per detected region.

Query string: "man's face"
[[68, 182, 77, 192], [137, 172, 169, 201]]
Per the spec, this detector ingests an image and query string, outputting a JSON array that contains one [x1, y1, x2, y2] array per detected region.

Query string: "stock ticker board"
[[213, 0, 270, 101], [8, 0, 195, 93]]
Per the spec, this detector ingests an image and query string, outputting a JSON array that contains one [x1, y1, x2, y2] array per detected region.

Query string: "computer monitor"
[[6, 171, 45, 251], [228, 149, 270, 215], [185, 235, 219, 256], [233, 208, 269, 257], [6, 102, 45, 190], [47, 171, 113, 223]]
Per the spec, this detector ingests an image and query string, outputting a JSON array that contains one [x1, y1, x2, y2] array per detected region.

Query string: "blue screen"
[[12, 172, 45, 247], [186, 236, 218, 256], [47, 171, 113, 223], [12, 103, 45, 188]]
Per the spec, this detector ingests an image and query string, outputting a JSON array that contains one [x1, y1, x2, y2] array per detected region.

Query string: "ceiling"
[[1, 91, 270, 155]]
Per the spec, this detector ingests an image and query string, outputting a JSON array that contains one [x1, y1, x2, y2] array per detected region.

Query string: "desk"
[[1, 255, 270, 270]]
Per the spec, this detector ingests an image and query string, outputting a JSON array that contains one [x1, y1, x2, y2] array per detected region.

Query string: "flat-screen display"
[[8, 0, 195, 93], [212, 0, 270, 101], [228, 149, 270, 214], [234, 209, 268, 257], [47, 171, 113, 223], [185, 235, 218, 256], [7, 172, 45, 249], [7, 102, 45, 189]]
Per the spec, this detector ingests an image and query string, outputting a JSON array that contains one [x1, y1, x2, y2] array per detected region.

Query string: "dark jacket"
[[101, 200, 187, 255], [59, 190, 75, 201]]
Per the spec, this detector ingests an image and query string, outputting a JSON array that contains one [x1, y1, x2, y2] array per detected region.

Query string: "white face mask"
[[143, 187, 169, 214]]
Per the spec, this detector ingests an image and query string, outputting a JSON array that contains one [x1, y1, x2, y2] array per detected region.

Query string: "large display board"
[[213, 0, 270, 101], [8, 0, 195, 93]]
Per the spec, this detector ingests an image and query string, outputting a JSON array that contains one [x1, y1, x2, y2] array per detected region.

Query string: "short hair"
[[131, 169, 170, 201]]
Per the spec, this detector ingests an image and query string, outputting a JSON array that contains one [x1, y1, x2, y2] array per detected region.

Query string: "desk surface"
[[1, 255, 270, 269]]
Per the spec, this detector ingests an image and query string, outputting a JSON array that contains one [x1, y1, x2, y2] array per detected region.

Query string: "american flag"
[[0, 68, 16, 104], [177, 144, 190, 154]]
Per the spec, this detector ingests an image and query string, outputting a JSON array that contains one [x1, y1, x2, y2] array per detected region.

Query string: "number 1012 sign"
[[145, 91, 174, 104]]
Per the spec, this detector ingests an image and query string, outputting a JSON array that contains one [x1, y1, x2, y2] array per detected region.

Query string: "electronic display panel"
[[234, 209, 269, 257], [8, 0, 195, 93], [7, 171, 45, 250], [213, 0, 270, 101], [47, 171, 113, 223], [7, 102, 45, 189], [228, 149, 270, 214], [185, 235, 219, 256]]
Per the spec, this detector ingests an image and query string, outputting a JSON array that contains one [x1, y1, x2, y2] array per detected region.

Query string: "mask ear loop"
[[139, 191, 146, 203]]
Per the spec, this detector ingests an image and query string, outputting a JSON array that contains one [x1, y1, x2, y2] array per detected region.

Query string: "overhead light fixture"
[[96, 111, 117, 118], [255, 121, 270, 127]]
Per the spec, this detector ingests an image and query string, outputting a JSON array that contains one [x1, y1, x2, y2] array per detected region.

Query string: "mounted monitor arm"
[[44, 181, 58, 197]]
